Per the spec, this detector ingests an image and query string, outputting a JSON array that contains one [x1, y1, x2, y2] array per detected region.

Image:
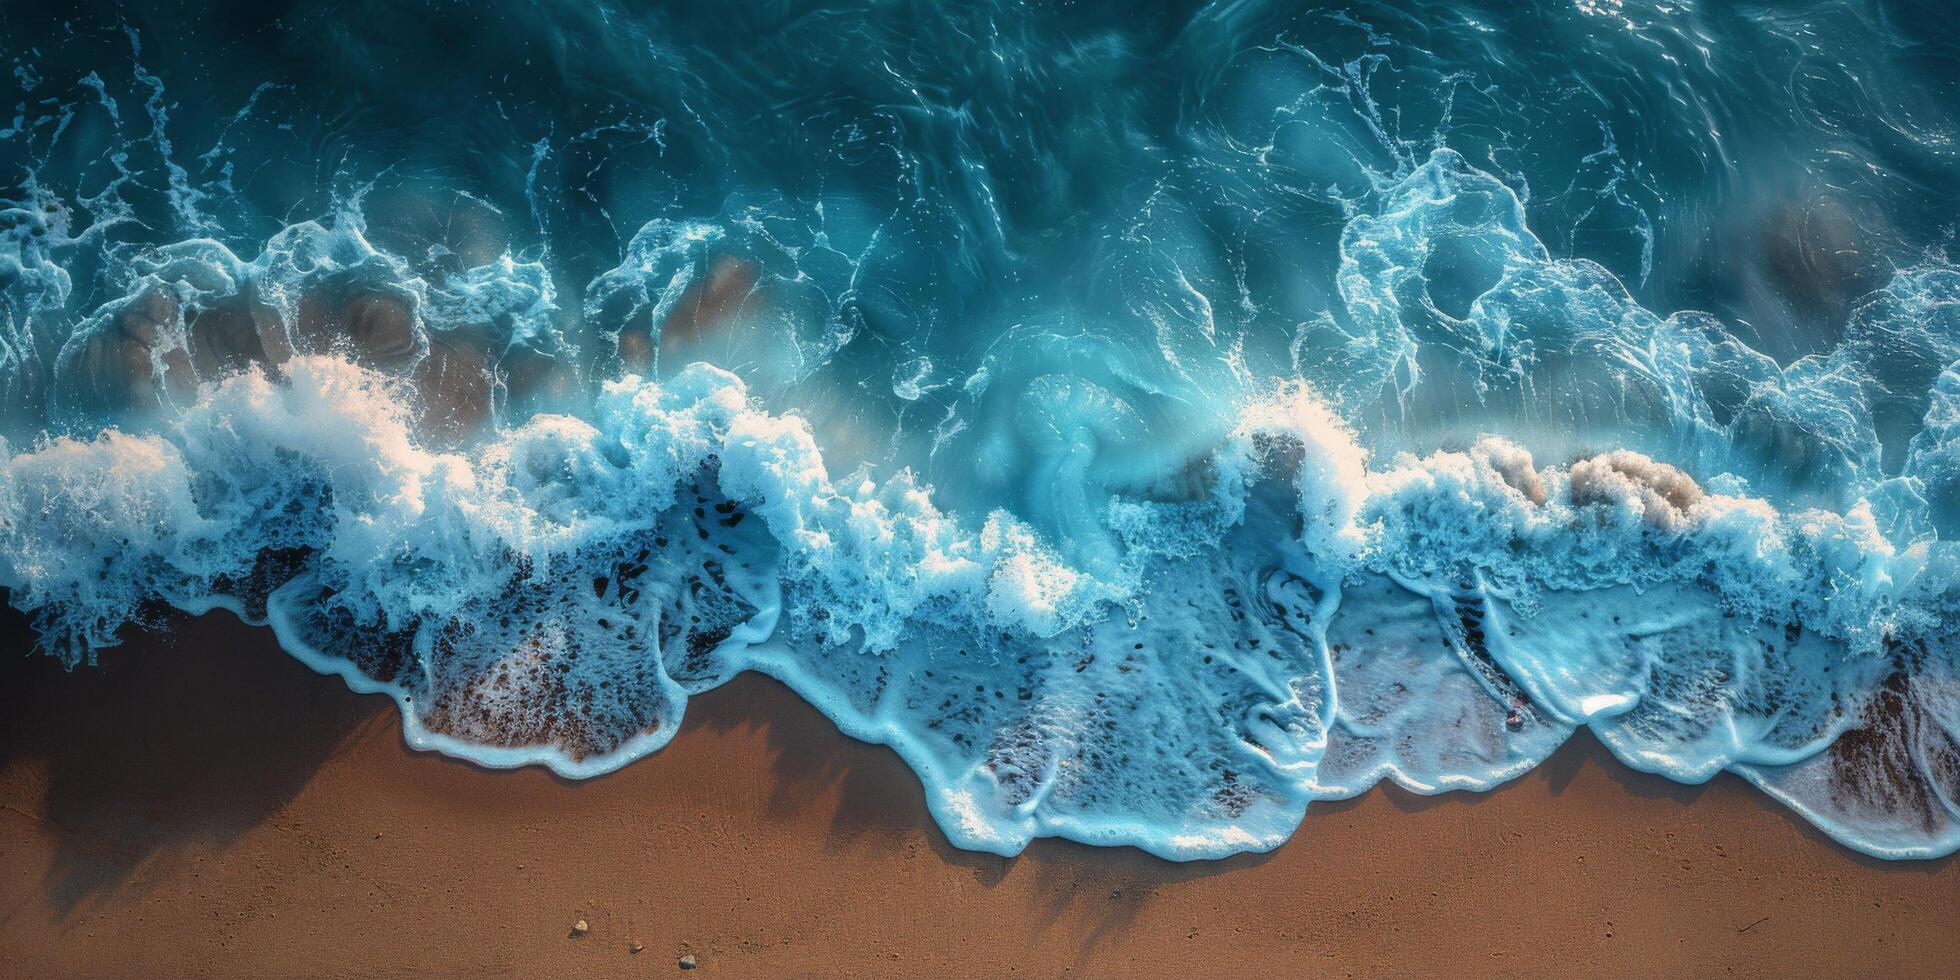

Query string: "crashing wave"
[[5, 7, 1960, 862], [4, 324, 1958, 859]]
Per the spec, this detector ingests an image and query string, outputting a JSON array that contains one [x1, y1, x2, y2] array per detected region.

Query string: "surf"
[[4, 0, 1959, 861]]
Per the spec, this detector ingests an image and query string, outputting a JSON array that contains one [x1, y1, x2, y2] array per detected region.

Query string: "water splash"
[[4, 1, 1960, 860]]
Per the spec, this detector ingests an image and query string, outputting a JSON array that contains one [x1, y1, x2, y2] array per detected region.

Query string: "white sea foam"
[[3, 144, 1958, 863]]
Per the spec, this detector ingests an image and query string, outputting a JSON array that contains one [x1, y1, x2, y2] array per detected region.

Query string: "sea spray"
[[4, 0, 1960, 860]]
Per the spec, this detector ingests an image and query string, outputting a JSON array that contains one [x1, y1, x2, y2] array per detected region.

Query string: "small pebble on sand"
[[679, 953, 698, 969], [571, 919, 589, 937]]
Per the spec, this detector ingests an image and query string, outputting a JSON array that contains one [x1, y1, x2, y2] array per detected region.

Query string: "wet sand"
[[3, 611, 1956, 978]]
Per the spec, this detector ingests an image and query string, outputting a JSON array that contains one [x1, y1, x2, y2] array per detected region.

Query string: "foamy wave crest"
[[4, 343, 1958, 858], [7, 11, 1960, 860]]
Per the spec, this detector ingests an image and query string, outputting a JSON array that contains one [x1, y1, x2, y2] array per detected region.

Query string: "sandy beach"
[[3, 610, 1956, 978]]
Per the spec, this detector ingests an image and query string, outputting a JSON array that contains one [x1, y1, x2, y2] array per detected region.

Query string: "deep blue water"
[[5, 0, 1960, 859]]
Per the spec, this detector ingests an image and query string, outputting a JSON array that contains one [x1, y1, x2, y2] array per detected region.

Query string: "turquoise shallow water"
[[5, 0, 1960, 859]]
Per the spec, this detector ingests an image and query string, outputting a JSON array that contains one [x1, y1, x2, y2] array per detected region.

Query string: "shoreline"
[[4, 611, 1957, 977]]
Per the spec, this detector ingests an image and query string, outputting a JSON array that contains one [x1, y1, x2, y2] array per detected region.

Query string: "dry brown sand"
[[3, 611, 1957, 978]]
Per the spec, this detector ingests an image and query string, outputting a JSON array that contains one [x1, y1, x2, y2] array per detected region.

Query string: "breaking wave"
[[5, 0, 1960, 859]]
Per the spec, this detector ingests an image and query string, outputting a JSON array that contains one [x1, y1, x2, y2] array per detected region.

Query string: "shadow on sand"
[[3, 601, 1943, 956], [0, 608, 385, 919]]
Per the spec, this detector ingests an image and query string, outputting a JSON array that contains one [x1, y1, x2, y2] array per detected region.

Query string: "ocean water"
[[4, 0, 1960, 860]]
